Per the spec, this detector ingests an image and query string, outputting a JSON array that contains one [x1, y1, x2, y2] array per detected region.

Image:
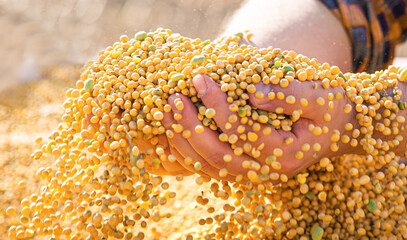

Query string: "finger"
[[129, 134, 179, 175], [192, 74, 238, 135], [249, 80, 345, 120], [155, 137, 197, 177], [249, 80, 318, 116], [161, 161, 187, 175], [156, 135, 194, 176], [161, 108, 198, 174], [143, 157, 175, 176], [161, 160, 193, 176], [167, 93, 256, 179], [167, 130, 235, 181], [162, 107, 206, 175], [167, 137, 227, 180], [193, 74, 287, 158], [162, 104, 234, 181]]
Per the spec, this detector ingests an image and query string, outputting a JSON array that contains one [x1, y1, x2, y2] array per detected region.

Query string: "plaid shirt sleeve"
[[320, 0, 407, 73]]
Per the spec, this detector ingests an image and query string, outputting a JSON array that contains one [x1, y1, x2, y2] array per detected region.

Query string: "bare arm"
[[222, 0, 353, 72]]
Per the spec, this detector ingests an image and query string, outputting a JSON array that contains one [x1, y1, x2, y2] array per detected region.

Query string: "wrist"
[[390, 81, 407, 156], [342, 78, 407, 157]]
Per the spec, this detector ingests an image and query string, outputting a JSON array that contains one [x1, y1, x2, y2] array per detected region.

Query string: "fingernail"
[[252, 83, 270, 105], [193, 74, 208, 96]]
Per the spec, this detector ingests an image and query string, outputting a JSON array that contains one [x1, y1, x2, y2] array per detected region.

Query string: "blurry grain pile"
[[2, 28, 407, 240]]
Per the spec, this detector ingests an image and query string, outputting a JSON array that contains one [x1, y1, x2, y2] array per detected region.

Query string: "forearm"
[[392, 83, 407, 156], [222, 0, 352, 72], [373, 80, 407, 156], [345, 72, 407, 157]]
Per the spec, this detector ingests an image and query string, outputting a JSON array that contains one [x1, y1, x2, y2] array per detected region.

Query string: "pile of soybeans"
[[5, 28, 407, 239]]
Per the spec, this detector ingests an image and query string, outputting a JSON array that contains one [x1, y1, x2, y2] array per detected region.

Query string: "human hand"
[[162, 74, 359, 183]]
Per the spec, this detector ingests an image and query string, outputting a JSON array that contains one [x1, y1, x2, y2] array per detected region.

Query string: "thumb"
[[192, 74, 235, 134]]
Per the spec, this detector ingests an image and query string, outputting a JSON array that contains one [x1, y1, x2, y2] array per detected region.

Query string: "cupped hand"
[[162, 74, 359, 183]]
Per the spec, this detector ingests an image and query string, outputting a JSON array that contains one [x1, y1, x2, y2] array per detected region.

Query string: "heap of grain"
[[6, 28, 407, 239]]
